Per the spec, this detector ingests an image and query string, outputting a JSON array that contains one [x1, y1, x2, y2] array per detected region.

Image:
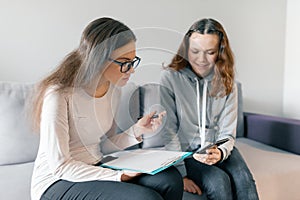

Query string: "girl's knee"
[[154, 167, 183, 200], [204, 170, 232, 195]]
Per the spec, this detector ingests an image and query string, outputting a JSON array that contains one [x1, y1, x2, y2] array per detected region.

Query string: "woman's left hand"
[[193, 146, 222, 165], [134, 111, 167, 138]]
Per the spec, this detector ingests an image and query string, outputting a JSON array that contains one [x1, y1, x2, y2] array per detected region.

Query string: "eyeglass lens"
[[121, 58, 140, 73]]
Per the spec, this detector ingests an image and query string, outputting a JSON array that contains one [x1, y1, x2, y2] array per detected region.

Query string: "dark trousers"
[[41, 166, 183, 200], [185, 147, 259, 200]]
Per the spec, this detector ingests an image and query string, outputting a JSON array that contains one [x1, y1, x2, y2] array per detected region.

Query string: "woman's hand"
[[183, 177, 202, 195], [121, 171, 142, 182], [193, 146, 222, 165], [133, 111, 167, 138]]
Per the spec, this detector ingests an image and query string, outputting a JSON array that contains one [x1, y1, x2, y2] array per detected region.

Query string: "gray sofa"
[[1, 81, 300, 200]]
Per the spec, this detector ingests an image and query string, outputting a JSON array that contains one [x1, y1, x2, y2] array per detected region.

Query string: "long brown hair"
[[31, 17, 136, 132], [168, 18, 235, 97]]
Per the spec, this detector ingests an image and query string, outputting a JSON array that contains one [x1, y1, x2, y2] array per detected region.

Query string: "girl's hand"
[[134, 111, 167, 138], [183, 177, 202, 195], [193, 146, 222, 165]]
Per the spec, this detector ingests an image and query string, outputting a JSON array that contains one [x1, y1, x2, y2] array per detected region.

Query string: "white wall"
[[0, 0, 288, 117], [283, 0, 300, 119]]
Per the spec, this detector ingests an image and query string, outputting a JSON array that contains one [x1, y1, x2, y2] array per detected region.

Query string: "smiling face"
[[102, 41, 136, 87], [188, 32, 219, 77]]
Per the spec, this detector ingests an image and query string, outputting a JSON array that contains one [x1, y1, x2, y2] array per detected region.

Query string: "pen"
[[137, 114, 159, 120]]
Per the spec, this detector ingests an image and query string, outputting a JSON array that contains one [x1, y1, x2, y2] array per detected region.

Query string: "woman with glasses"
[[30, 17, 183, 200], [159, 18, 259, 199]]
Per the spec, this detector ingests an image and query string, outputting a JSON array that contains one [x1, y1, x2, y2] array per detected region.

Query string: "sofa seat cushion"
[[236, 138, 300, 200], [0, 162, 34, 200]]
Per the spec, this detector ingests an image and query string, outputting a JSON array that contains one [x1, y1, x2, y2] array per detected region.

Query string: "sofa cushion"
[[0, 162, 34, 200], [114, 82, 140, 133], [236, 82, 244, 137], [139, 83, 166, 148], [236, 138, 300, 200], [0, 82, 39, 165]]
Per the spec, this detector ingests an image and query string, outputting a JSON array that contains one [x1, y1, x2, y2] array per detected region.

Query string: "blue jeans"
[[185, 147, 259, 200], [41, 166, 183, 200]]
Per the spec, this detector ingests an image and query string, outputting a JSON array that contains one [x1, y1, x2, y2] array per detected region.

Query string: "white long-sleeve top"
[[31, 84, 140, 200]]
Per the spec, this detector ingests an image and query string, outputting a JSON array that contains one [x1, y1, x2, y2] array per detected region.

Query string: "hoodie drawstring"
[[195, 78, 208, 147]]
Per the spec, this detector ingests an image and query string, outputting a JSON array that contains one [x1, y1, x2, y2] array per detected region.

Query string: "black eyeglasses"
[[108, 56, 141, 73]]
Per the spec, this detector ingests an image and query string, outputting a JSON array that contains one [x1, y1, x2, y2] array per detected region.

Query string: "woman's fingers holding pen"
[[147, 110, 166, 120], [157, 110, 167, 119], [135, 111, 167, 135], [149, 111, 166, 131], [150, 110, 166, 123]]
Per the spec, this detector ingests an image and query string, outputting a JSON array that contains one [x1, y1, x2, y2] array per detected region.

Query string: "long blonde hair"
[[31, 17, 136, 132]]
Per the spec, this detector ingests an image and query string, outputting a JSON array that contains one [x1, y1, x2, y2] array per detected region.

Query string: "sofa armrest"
[[244, 112, 300, 155]]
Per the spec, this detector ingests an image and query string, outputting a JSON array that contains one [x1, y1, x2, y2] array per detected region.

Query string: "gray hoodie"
[[159, 66, 237, 176]]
